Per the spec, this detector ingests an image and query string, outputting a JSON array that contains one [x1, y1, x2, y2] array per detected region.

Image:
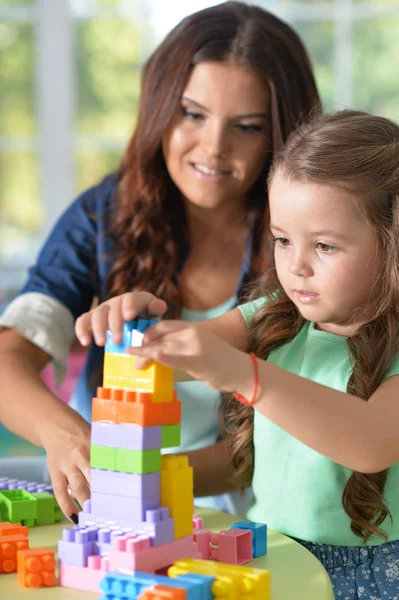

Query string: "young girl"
[[77, 110, 399, 599], [0, 1, 320, 520]]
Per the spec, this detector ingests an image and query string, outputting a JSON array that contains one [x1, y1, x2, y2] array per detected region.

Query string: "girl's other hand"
[[75, 292, 167, 347], [129, 320, 251, 394]]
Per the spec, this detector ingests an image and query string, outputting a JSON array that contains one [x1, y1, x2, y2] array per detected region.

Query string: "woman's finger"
[[75, 310, 95, 346], [67, 469, 91, 513], [48, 467, 81, 522], [91, 303, 112, 346]]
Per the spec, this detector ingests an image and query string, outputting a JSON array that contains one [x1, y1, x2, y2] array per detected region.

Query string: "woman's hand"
[[41, 414, 91, 522], [75, 292, 167, 347], [129, 320, 253, 394]]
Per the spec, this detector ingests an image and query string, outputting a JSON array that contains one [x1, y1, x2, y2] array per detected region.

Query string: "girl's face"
[[269, 173, 379, 336], [162, 61, 271, 215]]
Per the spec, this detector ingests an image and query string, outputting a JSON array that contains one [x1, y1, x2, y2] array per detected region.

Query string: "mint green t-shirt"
[[238, 298, 399, 546]]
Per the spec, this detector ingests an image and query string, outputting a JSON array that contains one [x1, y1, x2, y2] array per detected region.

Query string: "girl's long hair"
[[106, 1, 320, 314], [222, 110, 399, 543]]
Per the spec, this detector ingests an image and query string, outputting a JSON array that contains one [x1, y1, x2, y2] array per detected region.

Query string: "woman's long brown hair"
[[105, 1, 320, 314], [222, 110, 399, 543]]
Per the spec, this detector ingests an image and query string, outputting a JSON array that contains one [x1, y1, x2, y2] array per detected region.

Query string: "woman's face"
[[162, 61, 271, 215]]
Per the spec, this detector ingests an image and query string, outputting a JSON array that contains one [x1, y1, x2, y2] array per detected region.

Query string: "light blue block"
[[105, 318, 159, 353], [230, 520, 267, 557]]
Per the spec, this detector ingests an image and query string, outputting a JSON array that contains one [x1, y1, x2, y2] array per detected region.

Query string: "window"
[[1, 0, 399, 305]]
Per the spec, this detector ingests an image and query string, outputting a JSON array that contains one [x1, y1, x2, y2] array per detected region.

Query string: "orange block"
[[92, 387, 181, 426], [0, 522, 29, 538], [17, 547, 56, 587], [138, 585, 187, 599], [0, 534, 29, 574]]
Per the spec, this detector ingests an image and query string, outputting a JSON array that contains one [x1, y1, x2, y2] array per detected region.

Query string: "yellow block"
[[103, 353, 174, 402], [168, 558, 271, 600], [161, 455, 193, 539]]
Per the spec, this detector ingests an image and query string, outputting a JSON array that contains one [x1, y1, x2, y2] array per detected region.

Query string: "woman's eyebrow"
[[182, 96, 271, 120]]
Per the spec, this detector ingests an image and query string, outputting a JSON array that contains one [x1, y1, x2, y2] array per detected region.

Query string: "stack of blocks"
[[59, 318, 196, 592], [58, 318, 270, 598]]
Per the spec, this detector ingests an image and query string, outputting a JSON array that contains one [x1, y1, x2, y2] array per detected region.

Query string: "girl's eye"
[[317, 242, 336, 254], [274, 237, 290, 248], [181, 107, 204, 121], [236, 123, 263, 133]]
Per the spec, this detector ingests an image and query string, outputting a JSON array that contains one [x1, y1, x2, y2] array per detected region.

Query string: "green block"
[[161, 424, 181, 448], [90, 444, 116, 470], [31, 492, 58, 525], [116, 448, 161, 474], [0, 490, 38, 525]]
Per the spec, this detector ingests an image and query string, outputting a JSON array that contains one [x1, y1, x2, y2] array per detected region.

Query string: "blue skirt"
[[297, 538, 399, 599]]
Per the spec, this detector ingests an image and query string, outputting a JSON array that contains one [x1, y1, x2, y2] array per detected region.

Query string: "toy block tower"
[[59, 318, 196, 592]]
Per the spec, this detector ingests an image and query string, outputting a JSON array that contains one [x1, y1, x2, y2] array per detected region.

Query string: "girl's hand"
[[129, 320, 252, 394], [42, 414, 91, 522], [75, 292, 167, 347]]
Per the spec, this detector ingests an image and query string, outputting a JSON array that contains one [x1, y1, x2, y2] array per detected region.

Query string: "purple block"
[[91, 422, 162, 450], [78, 504, 174, 547], [58, 526, 97, 567], [91, 469, 160, 498], [91, 490, 159, 522]]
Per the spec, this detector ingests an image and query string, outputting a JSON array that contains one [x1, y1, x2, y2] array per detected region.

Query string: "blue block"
[[105, 318, 159, 353], [100, 571, 211, 600], [230, 521, 267, 557]]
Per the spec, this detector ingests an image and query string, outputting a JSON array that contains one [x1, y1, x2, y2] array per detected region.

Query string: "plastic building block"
[[193, 529, 211, 560], [116, 447, 161, 474], [91, 469, 160, 498], [17, 547, 56, 587], [161, 424, 181, 448], [59, 558, 109, 593], [0, 522, 29, 537], [101, 571, 212, 600], [92, 387, 181, 426], [209, 529, 253, 564], [161, 455, 193, 539], [90, 444, 116, 470], [169, 558, 271, 600], [0, 478, 53, 494], [139, 585, 187, 600], [193, 515, 203, 530], [109, 533, 195, 573], [78, 501, 174, 547], [0, 534, 29, 573], [105, 318, 158, 353], [103, 353, 174, 402], [91, 490, 160, 521], [230, 521, 267, 557], [58, 526, 98, 567], [30, 492, 62, 525], [0, 489, 37, 525], [92, 421, 162, 450]]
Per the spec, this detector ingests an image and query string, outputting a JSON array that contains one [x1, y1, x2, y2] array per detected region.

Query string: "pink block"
[[109, 534, 195, 573], [59, 561, 107, 593], [209, 528, 253, 565], [193, 515, 203, 529], [112, 532, 151, 552], [193, 528, 211, 559]]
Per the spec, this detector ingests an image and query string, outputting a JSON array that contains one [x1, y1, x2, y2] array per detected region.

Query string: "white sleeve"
[[0, 292, 75, 387]]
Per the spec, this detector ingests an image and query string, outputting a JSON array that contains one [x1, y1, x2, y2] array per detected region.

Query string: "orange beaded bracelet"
[[233, 352, 259, 406]]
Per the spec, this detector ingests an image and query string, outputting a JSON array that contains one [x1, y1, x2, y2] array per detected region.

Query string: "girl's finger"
[[141, 320, 186, 345], [107, 298, 125, 345]]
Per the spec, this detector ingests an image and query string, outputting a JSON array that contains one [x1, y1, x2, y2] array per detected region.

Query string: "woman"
[[0, 1, 321, 520]]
